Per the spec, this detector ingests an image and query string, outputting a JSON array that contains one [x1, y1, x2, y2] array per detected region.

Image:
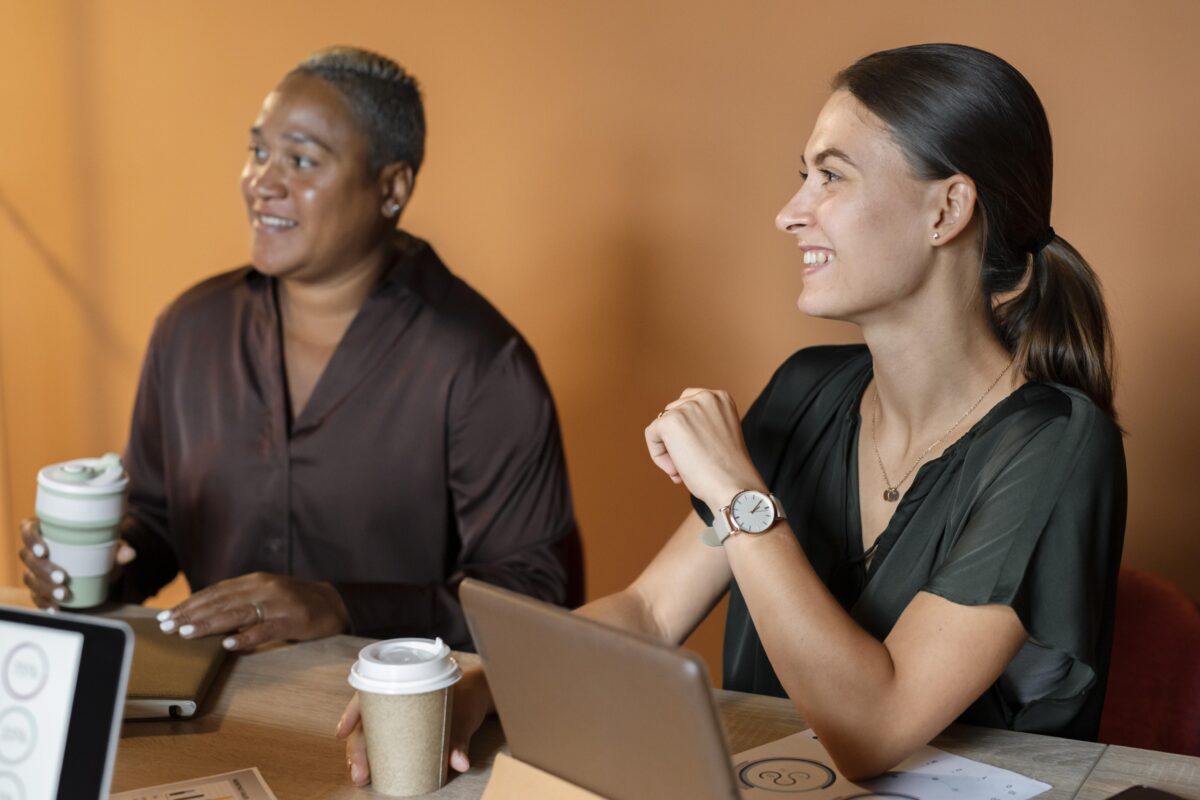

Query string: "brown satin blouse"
[[114, 234, 578, 648]]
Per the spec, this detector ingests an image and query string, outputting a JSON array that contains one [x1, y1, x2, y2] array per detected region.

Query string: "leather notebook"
[[122, 616, 227, 719]]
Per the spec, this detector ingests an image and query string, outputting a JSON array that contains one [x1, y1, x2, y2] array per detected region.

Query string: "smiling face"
[[240, 74, 393, 282], [775, 90, 948, 323]]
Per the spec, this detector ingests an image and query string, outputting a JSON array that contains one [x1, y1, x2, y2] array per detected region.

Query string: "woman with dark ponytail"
[[833, 44, 1117, 416], [342, 43, 1126, 785]]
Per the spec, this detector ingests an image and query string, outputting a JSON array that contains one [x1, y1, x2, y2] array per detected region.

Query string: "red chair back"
[[1098, 565, 1200, 756]]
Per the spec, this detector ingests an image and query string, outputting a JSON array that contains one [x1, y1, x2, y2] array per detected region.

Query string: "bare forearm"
[[724, 529, 912, 777], [724, 526, 1024, 778], [575, 587, 666, 642]]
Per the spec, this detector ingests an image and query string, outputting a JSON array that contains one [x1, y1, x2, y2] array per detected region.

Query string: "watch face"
[[730, 490, 776, 533]]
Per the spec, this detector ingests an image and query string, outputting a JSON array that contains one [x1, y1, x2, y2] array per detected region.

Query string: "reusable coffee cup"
[[348, 637, 462, 796], [34, 453, 129, 608]]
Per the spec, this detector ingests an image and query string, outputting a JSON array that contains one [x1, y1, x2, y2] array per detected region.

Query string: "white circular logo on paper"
[[3, 645, 48, 700], [0, 710, 37, 764], [0, 773, 24, 800], [736, 758, 836, 792]]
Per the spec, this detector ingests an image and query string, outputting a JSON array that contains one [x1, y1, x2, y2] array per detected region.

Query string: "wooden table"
[[1075, 746, 1200, 800], [103, 633, 1109, 799], [1, 590, 1196, 798]]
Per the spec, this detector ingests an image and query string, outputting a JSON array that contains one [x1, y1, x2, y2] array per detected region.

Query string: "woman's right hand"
[[18, 517, 136, 610], [19, 518, 68, 610], [336, 661, 493, 785]]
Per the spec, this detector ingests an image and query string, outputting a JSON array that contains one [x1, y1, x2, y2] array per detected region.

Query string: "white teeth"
[[803, 250, 835, 265], [259, 214, 297, 228]]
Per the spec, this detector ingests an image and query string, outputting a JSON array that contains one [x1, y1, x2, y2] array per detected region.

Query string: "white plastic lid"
[[348, 638, 462, 695], [37, 453, 129, 495]]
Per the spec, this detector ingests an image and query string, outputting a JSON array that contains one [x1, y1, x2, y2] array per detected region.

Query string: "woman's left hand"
[[645, 388, 766, 510], [155, 572, 351, 650]]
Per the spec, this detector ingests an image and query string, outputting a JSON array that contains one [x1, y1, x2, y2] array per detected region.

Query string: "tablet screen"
[[0, 608, 131, 800], [0, 619, 84, 799]]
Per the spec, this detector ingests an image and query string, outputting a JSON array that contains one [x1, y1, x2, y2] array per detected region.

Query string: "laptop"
[[0, 606, 132, 799], [460, 579, 744, 800]]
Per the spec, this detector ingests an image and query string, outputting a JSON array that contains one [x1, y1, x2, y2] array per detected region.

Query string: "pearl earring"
[[932, 232, 940, 240]]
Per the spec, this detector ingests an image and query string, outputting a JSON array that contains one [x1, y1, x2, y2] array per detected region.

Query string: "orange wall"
[[2, 1, 1198, 678]]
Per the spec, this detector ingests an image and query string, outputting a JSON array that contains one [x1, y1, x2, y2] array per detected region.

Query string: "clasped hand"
[[644, 388, 765, 509], [157, 572, 351, 651]]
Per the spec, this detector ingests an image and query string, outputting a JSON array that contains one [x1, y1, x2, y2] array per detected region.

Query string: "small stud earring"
[[386, 203, 401, 216], [931, 232, 940, 240]]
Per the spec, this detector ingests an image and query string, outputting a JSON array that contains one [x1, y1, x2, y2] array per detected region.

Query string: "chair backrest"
[[1098, 565, 1200, 756]]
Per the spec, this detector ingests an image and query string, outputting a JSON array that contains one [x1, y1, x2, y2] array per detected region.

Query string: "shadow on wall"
[[0, 189, 135, 366]]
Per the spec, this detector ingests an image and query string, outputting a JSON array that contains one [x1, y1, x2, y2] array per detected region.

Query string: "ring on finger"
[[253, 602, 265, 625]]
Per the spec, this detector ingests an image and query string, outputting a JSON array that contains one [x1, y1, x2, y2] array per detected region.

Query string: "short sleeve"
[[924, 387, 1126, 731]]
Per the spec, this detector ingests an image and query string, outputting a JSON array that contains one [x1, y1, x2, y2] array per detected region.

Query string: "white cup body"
[[42, 540, 117, 578]]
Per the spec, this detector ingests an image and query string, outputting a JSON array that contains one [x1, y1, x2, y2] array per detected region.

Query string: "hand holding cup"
[[25, 454, 133, 609], [337, 658, 492, 787], [337, 639, 477, 795], [20, 518, 138, 610]]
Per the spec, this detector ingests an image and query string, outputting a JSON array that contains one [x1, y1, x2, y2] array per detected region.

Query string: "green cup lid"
[[38, 452, 128, 493]]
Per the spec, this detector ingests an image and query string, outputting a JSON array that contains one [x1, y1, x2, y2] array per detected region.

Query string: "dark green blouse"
[[693, 345, 1126, 740]]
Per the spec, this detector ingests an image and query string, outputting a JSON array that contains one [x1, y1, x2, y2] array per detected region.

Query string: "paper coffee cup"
[[348, 638, 462, 796], [35, 453, 129, 608]]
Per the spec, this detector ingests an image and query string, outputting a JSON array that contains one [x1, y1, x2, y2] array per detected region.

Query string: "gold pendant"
[[883, 487, 899, 502]]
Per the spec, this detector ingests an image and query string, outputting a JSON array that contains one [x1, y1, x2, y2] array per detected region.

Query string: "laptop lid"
[[0, 606, 132, 799], [460, 579, 742, 800]]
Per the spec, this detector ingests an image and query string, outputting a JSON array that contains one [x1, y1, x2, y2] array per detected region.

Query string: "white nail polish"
[[159, 619, 176, 633], [32, 543, 46, 558], [179, 624, 195, 637], [222, 638, 237, 650], [46, 606, 58, 615], [50, 570, 65, 585], [156, 609, 172, 621], [52, 587, 66, 601]]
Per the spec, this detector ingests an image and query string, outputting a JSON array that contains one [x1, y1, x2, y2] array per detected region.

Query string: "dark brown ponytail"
[[993, 237, 1115, 417], [835, 44, 1116, 418]]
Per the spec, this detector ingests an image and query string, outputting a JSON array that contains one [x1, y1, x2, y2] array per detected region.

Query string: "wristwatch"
[[700, 489, 787, 547]]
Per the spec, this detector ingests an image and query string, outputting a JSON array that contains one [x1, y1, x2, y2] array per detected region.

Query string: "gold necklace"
[[871, 359, 1015, 503]]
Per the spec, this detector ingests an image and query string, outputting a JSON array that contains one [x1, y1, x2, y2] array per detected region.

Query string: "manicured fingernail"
[[159, 619, 176, 633], [50, 570, 65, 584], [32, 543, 46, 558], [52, 587, 66, 601], [178, 624, 195, 637], [351, 763, 364, 783], [46, 606, 58, 615], [222, 637, 237, 650], [156, 609, 172, 621]]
